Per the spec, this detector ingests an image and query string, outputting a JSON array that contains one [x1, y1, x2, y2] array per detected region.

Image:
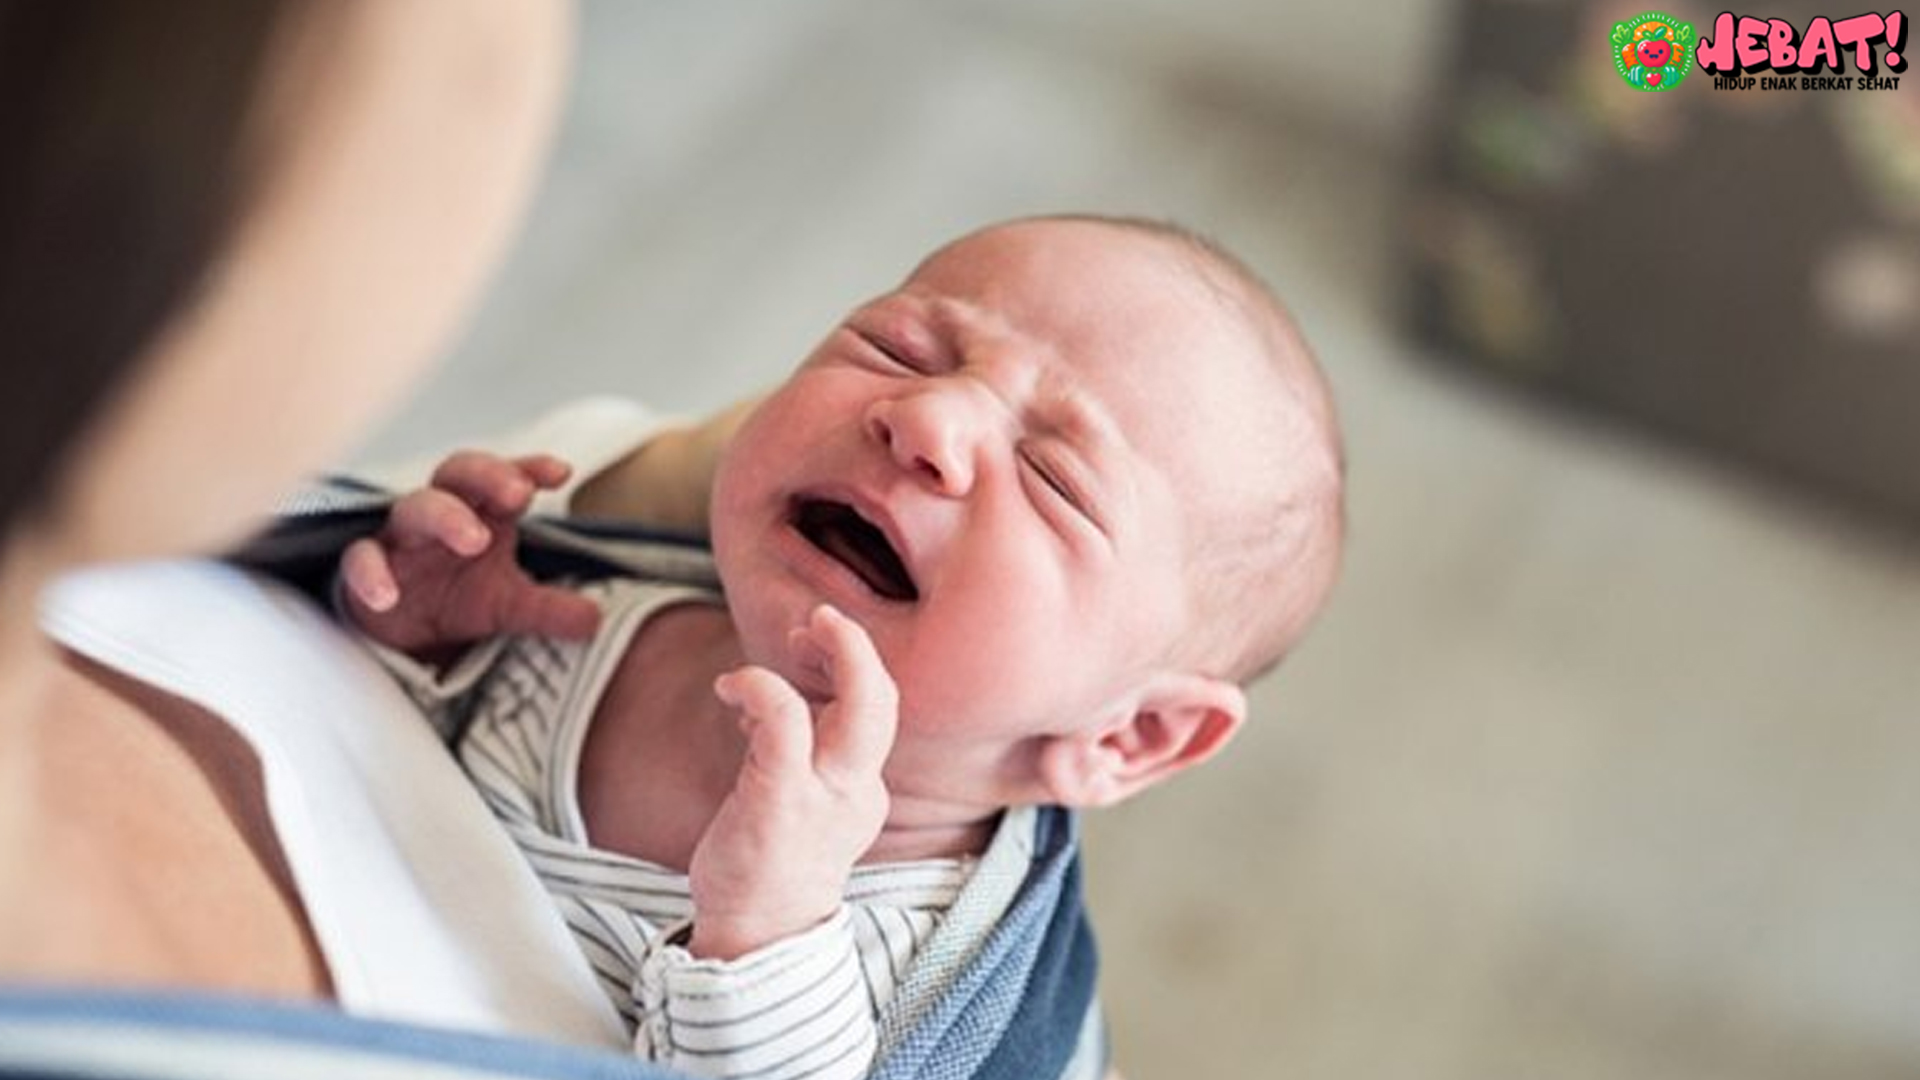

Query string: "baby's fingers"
[[806, 605, 899, 778], [497, 582, 602, 641], [341, 537, 399, 613], [514, 453, 574, 491], [714, 667, 814, 778], [389, 488, 491, 556], [432, 450, 572, 519]]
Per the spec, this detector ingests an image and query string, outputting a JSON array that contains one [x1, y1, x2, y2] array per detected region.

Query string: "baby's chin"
[[715, 583, 829, 696]]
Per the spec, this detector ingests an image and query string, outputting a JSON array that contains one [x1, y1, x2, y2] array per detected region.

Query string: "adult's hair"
[[0, 1, 309, 536]]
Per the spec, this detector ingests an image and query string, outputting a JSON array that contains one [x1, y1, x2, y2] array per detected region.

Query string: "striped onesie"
[[374, 576, 1030, 1080]]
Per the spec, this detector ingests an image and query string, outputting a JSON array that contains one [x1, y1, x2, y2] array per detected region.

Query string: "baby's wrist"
[[686, 902, 840, 961]]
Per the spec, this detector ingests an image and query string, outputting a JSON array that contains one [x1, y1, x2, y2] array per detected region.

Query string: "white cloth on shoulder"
[[40, 559, 629, 1050], [37, 399, 679, 1043]]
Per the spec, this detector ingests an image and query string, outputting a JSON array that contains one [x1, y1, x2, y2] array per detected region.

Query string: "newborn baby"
[[341, 214, 1344, 1080]]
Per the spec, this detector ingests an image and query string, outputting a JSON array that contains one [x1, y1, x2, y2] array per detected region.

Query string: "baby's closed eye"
[[1018, 443, 1101, 532], [854, 328, 923, 372]]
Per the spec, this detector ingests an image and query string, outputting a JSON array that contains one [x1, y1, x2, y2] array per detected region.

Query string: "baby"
[[340, 215, 1344, 1080]]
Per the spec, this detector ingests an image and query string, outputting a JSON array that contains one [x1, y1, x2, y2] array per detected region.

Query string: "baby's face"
[[712, 221, 1276, 806]]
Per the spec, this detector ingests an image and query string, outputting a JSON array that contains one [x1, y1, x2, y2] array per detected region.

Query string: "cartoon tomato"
[[1612, 16, 1691, 90]]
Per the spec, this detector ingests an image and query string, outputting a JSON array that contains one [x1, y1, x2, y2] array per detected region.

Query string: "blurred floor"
[[361, 3, 1920, 1077]]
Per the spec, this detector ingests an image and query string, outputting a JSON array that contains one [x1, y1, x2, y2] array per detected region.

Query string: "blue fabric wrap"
[[0, 990, 677, 1079], [0, 484, 1100, 1080], [872, 806, 1097, 1080]]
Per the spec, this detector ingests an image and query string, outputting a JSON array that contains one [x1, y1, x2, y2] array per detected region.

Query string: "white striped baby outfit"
[[387, 577, 978, 1080]]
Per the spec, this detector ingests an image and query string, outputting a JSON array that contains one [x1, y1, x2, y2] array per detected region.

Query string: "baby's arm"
[[569, 395, 760, 532], [635, 605, 898, 1080]]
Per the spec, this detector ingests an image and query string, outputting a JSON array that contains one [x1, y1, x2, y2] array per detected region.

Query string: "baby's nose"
[[864, 393, 976, 496]]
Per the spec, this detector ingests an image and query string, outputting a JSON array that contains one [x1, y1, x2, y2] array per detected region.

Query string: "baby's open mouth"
[[791, 497, 919, 602]]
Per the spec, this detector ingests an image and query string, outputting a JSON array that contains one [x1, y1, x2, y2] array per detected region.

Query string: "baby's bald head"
[[1191, 267, 1344, 683], [1068, 216, 1344, 683]]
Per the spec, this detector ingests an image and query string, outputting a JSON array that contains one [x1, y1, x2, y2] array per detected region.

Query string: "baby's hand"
[[341, 450, 601, 656], [688, 605, 898, 960]]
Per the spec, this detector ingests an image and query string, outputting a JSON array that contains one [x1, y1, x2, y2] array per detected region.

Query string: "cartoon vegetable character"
[[1612, 17, 1694, 90]]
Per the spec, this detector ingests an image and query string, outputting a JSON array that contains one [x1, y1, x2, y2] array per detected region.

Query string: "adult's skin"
[[0, 0, 573, 994]]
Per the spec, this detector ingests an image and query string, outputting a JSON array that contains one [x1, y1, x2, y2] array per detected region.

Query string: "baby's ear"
[[1038, 673, 1246, 809]]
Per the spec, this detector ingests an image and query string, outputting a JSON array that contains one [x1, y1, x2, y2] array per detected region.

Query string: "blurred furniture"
[[1406, 0, 1920, 527]]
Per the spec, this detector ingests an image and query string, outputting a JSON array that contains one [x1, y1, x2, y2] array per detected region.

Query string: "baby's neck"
[[862, 806, 1000, 863], [577, 600, 1000, 870]]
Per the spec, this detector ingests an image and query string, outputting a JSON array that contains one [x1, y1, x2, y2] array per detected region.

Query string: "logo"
[[1613, 12, 1697, 90], [1697, 10, 1906, 91]]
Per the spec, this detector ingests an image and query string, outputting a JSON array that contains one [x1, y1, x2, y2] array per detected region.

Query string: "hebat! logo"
[[1613, 12, 1698, 90]]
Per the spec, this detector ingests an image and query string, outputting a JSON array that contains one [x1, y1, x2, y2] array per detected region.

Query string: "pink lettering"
[[1800, 18, 1842, 72], [1766, 17, 1801, 67], [1696, 12, 1739, 72], [1691, 9, 1906, 75], [1737, 15, 1774, 67], [1834, 13, 1887, 71]]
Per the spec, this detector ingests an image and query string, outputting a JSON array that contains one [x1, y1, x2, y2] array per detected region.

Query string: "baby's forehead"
[[902, 225, 1262, 361], [902, 217, 1331, 498], [908, 219, 1213, 298]]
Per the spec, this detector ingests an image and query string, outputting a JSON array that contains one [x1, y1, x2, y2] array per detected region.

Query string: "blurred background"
[[359, 2, 1920, 1076]]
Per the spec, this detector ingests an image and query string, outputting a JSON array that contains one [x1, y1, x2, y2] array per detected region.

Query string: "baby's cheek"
[[889, 644, 999, 734], [897, 636, 1067, 745]]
